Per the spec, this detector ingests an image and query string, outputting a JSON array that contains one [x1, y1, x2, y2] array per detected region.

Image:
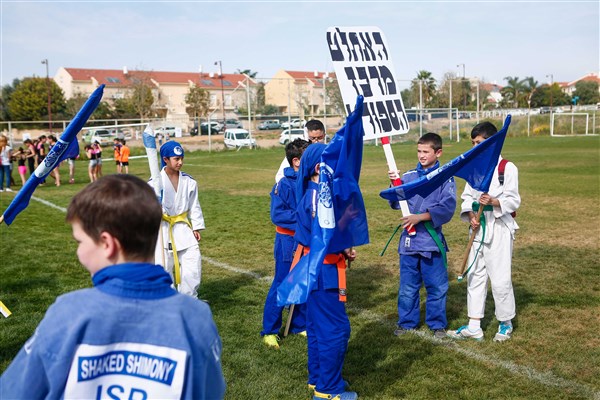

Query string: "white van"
[[224, 129, 257, 149]]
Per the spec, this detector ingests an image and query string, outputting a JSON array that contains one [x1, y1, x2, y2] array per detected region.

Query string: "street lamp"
[[457, 63, 466, 110], [546, 74, 554, 108], [41, 59, 52, 134], [215, 61, 226, 128]]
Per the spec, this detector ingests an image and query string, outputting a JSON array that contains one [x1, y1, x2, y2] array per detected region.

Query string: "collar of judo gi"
[[416, 160, 440, 177], [160, 141, 184, 168], [92, 262, 176, 299], [296, 143, 326, 201]]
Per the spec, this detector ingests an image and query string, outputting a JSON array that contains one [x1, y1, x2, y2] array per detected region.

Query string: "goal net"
[[550, 113, 595, 136]]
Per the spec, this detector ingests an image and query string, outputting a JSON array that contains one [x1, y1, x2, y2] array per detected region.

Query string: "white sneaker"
[[494, 322, 513, 342], [447, 325, 484, 341], [5, 188, 13, 192]]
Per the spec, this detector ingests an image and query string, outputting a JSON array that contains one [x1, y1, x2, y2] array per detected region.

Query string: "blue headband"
[[160, 141, 184, 168], [296, 143, 326, 200]]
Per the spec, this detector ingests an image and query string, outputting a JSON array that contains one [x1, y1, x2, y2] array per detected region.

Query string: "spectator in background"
[[12, 147, 28, 186], [93, 141, 103, 178], [119, 139, 130, 174], [0, 135, 13, 192], [85, 144, 97, 183]]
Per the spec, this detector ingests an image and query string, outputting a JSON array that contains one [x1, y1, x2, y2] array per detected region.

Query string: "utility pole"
[[41, 59, 52, 134], [457, 63, 466, 110], [215, 61, 226, 128]]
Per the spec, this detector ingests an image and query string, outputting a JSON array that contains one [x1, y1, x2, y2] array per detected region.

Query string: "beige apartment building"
[[264, 70, 336, 119], [54, 67, 256, 123]]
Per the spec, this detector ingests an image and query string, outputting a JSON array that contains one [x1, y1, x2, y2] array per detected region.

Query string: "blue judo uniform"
[[0, 263, 226, 400], [261, 167, 306, 335], [296, 180, 350, 394], [391, 161, 456, 330]]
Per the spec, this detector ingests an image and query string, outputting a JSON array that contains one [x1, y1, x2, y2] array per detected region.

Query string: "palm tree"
[[522, 77, 538, 110], [410, 70, 437, 107], [501, 76, 524, 108]]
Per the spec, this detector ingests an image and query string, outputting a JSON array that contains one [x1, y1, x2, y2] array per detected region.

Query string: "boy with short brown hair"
[[0, 174, 225, 399]]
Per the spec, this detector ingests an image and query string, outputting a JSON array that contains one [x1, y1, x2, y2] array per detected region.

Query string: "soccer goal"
[[550, 113, 596, 136]]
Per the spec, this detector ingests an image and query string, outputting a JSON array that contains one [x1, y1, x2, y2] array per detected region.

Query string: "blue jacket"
[[270, 167, 298, 230], [392, 162, 456, 256], [0, 263, 226, 400], [295, 181, 339, 290]]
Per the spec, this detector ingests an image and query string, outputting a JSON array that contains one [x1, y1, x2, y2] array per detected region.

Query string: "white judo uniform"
[[461, 156, 521, 322], [153, 168, 205, 298]]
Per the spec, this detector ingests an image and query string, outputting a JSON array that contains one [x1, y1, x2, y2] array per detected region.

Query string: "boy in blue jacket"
[[389, 132, 456, 339], [261, 138, 310, 348], [0, 175, 226, 400]]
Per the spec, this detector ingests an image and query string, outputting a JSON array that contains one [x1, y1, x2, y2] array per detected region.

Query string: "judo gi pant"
[[398, 252, 448, 330], [161, 244, 202, 299], [307, 287, 350, 394], [261, 234, 306, 335], [466, 222, 516, 322]]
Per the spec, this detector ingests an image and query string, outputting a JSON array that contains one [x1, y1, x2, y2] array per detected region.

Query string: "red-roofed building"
[[561, 72, 600, 96], [264, 70, 336, 117], [54, 67, 256, 121]]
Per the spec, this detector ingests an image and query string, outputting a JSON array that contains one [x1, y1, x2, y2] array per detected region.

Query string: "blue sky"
[[1, 1, 598, 89]]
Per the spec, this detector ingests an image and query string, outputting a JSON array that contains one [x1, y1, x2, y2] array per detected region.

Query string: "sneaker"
[[262, 334, 280, 349], [393, 327, 415, 336], [5, 188, 12, 192], [313, 390, 358, 400], [309, 380, 350, 391], [433, 329, 447, 339], [494, 322, 513, 342], [447, 325, 484, 341], [296, 330, 307, 337]]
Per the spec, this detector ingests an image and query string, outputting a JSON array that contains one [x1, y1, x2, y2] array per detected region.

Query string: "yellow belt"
[[162, 211, 192, 286]]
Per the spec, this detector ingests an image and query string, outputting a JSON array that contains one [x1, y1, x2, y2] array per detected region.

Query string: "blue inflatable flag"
[[1, 85, 105, 225], [380, 115, 511, 203], [277, 96, 369, 306]]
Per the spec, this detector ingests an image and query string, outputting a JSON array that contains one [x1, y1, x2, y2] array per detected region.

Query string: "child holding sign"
[[389, 133, 456, 339]]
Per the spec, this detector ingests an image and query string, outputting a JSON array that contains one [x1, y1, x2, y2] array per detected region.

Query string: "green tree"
[[530, 84, 570, 107], [325, 78, 344, 116], [573, 80, 599, 105], [255, 82, 266, 109], [65, 92, 114, 120], [7, 77, 66, 122], [185, 86, 210, 123], [1, 78, 21, 121], [522, 77, 538, 109], [435, 72, 469, 109], [259, 104, 279, 116], [400, 88, 413, 108], [410, 70, 436, 108], [500, 76, 524, 108], [236, 69, 258, 78], [125, 71, 155, 120]]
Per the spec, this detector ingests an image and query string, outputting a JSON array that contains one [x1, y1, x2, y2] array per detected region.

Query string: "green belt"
[[380, 214, 447, 268], [459, 202, 493, 281]]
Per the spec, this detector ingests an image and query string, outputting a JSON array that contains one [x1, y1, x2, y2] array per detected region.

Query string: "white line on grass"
[[202, 256, 600, 400], [23, 196, 600, 400]]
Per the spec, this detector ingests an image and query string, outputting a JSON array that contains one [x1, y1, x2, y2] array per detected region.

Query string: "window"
[[223, 80, 232, 86], [202, 80, 214, 86], [106, 77, 121, 83]]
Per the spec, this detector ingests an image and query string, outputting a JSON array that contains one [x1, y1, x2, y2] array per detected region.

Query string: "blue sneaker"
[[494, 321, 513, 342], [447, 325, 484, 341], [313, 390, 358, 400]]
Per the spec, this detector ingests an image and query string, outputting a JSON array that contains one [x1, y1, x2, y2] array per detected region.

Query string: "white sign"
[[64, 342, 187, 399], [326, 26, 409, 140]]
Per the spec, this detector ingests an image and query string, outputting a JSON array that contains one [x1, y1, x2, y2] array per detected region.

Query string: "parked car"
[[258, 119, 281, 130], [82, 129, 115, 146], [278, 129, 306, 145], [281, 119, 306, 129], [191, 122, 223, 136], [224, 129, 257, 149], [155, 125, 178, 138], [539, 107, 552, 114], [224, 119, 243, 129]]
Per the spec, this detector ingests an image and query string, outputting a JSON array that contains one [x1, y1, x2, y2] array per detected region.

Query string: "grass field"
[[1, 133, 599, 399]]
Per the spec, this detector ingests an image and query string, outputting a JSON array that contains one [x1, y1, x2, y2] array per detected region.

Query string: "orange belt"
[[290, 245, 348, 302], [276, 226, 295, 236]]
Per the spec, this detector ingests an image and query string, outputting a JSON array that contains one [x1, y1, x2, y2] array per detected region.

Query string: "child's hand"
[[193, 230, 201, 241], [401, 214, 421, 228], [468, 212, 480, 230], [344, 248, 356, 262], [388, 170, 400, 180]]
